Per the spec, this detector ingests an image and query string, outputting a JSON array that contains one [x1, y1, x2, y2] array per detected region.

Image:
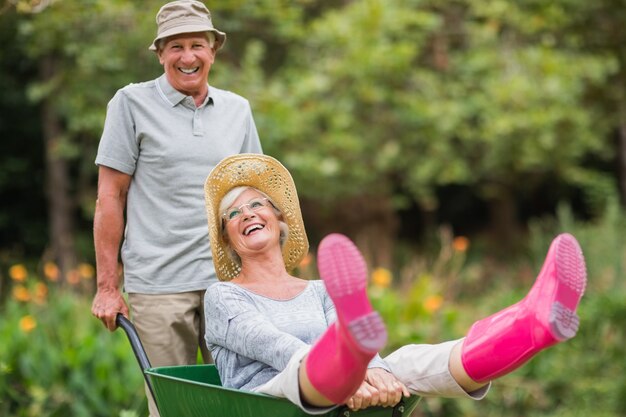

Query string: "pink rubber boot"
[[305, 234, 387, 404], [461, 233, 587, 383]]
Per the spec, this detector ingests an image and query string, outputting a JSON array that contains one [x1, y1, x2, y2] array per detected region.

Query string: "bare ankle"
[[449, 341, 489, 393]]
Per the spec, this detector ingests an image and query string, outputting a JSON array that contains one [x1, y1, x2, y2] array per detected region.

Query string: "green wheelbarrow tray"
[[116, 314, 421, 417], [147, 364, 421, 417]]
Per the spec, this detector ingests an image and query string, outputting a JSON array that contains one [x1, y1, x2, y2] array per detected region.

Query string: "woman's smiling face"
[[224, 188, 282, 258]]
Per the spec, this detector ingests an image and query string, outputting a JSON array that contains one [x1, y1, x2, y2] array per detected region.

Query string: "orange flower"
[[371, 268, 392, 289], [43, 262, 60, 282], [12, 285, 31, 302], [78, 263, 95, 279], [19, 315, 37, 333], [298, 253, 313, 268], [66, 269, 81, 285], [423, 295, 444, 314], [9, 264, 28, 282], [33, 282, 48, 304], [452, 236, 470, 252]]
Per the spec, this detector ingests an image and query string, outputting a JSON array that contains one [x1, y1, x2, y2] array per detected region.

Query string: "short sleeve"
[[95, 89, 140, 175]]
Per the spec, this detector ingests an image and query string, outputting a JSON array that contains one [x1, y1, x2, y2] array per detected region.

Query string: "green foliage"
[[0, 280, 146, 417], [371, 228, 469, 350], [530, 197, 625, 294], [0, 7, 47, 256], [6, 1, 165, 251], [1, 0, 623, 260], [20, 0, 158, 135], [243, 0, 616, 214]]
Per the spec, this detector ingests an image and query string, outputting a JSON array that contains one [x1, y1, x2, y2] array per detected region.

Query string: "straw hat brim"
[[204, 154, 309, 281]]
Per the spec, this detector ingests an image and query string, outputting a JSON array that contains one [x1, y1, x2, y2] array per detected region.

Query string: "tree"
[[532, 0, 626, 206], [0, 4, 47, 263], [249, 0, 615, 262], [13, 0, 163, 277], [0, 0, 620, 275]]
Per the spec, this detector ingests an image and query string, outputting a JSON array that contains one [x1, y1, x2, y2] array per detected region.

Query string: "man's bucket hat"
[[149, 0, 226, 51]]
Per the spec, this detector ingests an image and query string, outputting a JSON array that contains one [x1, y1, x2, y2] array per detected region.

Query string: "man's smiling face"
[[158, 32, 215, 103]]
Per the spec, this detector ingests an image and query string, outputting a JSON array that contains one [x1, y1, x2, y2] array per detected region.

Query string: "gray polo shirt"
[[95, 74, 262, 294]]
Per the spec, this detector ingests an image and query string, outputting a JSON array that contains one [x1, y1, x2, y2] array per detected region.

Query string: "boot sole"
[[348, 312, 388, 352], [550, 302, 580, 340], [317, 233, 387, 353], [550, 234, 587, 340], [318, 233, 367, 298]]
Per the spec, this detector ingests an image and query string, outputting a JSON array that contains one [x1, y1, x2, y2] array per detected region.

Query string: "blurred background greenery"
[[0, 0, 624, 416]]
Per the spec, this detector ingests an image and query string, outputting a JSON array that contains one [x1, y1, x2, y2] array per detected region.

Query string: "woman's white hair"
[[219, 186, 289, 267]]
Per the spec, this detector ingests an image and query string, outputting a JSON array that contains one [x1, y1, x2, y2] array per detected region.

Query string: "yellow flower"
[[452, 236, 470, 253], [423, 295, 444, 314], [33, 283, 48, 304], [9, 264, 28, 282], [19, 315, 37, 333], [43, 262, 59, 282], [371, 268, 392, 289], [78, 263, 95, 279], [12, 285, 31, 302]]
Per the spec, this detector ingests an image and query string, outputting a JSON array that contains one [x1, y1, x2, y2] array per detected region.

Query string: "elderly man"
[[91, 1, 262, 415]]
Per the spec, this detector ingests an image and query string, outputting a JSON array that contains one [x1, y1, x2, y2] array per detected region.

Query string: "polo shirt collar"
[[156, 74, 215, 108]]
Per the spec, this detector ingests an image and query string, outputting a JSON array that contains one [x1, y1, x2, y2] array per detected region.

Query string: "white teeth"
[[244, 225, 264, 235], [180, 67, 199, 74]]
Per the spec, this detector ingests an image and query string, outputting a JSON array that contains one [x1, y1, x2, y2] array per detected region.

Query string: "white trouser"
[[384, 339, 489, 399], [253, 339, 490, 414]]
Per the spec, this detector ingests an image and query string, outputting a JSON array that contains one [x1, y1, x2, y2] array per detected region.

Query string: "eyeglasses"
[[222, 197, 271, 221]]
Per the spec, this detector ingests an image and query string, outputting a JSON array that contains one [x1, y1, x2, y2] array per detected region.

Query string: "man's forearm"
[[93, 196, 125, 290]]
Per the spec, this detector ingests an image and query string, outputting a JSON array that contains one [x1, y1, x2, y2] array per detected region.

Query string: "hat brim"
[[149, 26, 226, 51], [204, 154, 309, 281]]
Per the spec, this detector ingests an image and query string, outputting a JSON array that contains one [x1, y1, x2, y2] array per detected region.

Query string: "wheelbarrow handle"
[[337, 398, 408, 417], [115, 313, 157, 405]]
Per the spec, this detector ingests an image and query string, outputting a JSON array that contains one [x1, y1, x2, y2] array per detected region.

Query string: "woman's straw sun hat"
[[204, 154, 309, 281]]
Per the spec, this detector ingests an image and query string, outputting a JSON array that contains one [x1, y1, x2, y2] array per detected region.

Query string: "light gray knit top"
[[204, 280, 389, 390]]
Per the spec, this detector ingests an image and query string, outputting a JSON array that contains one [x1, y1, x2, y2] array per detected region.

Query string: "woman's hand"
[[346, 380, 379, 411], [346, 368, 410, 411]]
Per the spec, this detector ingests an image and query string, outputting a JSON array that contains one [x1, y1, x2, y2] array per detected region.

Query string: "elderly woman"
[[203, 154, 586, 414]]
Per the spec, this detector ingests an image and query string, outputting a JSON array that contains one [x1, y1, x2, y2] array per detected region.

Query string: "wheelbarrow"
[[116, 314, 422, 417]]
